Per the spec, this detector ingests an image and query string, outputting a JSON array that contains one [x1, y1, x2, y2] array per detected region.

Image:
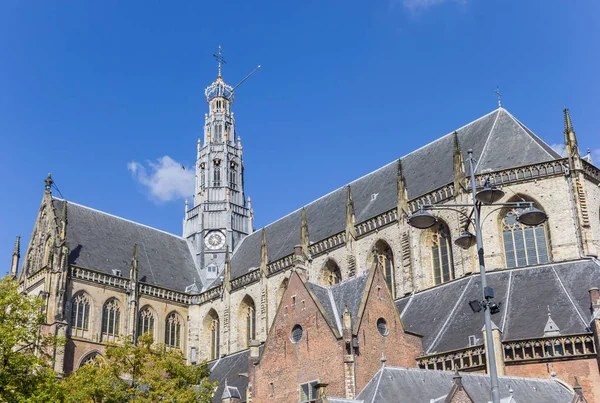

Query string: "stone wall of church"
[[584, 175, 600, 256]]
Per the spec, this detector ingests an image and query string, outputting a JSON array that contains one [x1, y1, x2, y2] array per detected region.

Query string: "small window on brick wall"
[[377, 318, 389, 336], [299, 381, 318, 403]]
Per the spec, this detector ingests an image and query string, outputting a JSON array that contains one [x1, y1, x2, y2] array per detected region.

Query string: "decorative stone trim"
[[70, 266, 191, 304], [582, 160, 600, 184], [309, 233, 345, 256], [230, 269, 261, 291], [416, 345, 486, 371], [503, 333, 596, 364]]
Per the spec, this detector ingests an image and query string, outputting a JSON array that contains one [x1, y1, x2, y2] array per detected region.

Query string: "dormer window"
[[206, 264, 218, 279]]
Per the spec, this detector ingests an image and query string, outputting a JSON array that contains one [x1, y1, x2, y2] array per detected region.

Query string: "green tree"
[[62, 333, 216, 403], [0, 275, 64, 403]]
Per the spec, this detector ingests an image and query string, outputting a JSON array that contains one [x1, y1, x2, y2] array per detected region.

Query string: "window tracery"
[[321, 259, 341, 286], [138, 307, 155, 339], [102, 299, 121, 338], [502, 208, 549, 268], [71, 293, 90, 330], [429, 222, 455, 285], [165, 313, 182, 348], [371, 240, 394, 297]]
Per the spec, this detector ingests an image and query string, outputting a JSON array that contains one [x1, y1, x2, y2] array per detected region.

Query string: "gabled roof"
[[397, 259, 599, 354], [230, 108, 560, 281], [306, 271, 370, 335], [356, 367, 574, 403], [51, 198, 200, 292], [208, 349, 252, 403]]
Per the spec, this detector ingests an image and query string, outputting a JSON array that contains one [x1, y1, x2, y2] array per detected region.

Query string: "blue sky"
[[1, 1, 599, 275]]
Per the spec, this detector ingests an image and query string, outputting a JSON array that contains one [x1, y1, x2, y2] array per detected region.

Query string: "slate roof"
[[355, 367, 575, 403], [207, 349, 252, 403], [397, 259, 600, 354], [230, 108, 560, 281], [51, 198, 200, 292], [306, 271, 370, 334]]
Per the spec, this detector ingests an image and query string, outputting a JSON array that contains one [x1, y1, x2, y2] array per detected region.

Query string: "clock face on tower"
[[204, 231, 226, 250]]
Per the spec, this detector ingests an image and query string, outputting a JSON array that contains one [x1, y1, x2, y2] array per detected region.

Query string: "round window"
[[377, 318, 389, 336], [291, 324, 303, 343]]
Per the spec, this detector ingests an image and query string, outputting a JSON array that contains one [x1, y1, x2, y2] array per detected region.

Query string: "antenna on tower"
[[228, 65, 262, 99]]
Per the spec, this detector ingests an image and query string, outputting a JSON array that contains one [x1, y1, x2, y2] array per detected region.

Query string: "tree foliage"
[[62, 332, 216, 403], [0, 276, 64, 403], [0, 275, 216, 403]]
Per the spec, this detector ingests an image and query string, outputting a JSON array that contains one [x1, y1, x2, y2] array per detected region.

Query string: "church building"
[[10, 51, 600, 402]]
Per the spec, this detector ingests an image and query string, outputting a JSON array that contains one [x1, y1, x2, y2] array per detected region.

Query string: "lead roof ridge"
[[473, 108, 502, 172], [502, 109, 559, 160], [500, 271, 513, 333], [551, 265, 588, 326], [51, 197, 185, 241], [327, 287, 343, 334], [426, 276, 474, 354]]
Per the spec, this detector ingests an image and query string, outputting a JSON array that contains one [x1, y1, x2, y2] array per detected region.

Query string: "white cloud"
[[550, 143, 566, 157], [127, 156, 194, 203], [402, 0, 466, 11]]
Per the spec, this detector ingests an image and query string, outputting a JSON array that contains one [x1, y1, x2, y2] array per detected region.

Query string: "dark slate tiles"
[[208, 350, 250, 403], [53, 198, 200, 292], [398, 260, 599, 354], [306, 282, 340, 332], [356, 367, 574, 403], [399, 278, 472, 352], [430, 271, 511, 353], [553, 261, 600, 324], [331, 272, 369, 326], [503, 265, 585, 340]]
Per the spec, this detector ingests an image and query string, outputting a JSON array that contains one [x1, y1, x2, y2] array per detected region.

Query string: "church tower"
[[184, 47, 253, 286]]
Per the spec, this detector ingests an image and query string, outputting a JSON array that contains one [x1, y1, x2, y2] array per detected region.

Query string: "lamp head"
[[475, 182, 505, 205], [454, 231, 475, 250], [408, 209, 437, 229], [517, 206, 548, 226]]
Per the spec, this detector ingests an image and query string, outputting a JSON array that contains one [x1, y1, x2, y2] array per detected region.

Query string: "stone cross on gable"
[[495, 87, 502, 108]]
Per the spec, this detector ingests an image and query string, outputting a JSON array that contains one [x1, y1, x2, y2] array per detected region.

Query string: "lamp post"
[[408, 150, 547, 403]]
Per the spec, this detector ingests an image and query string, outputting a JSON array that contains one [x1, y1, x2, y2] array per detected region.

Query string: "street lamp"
[[407, 149, 547, 403]]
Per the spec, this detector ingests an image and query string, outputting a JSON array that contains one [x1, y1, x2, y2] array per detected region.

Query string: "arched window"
[[138, 307, 155, 339], [215, 124, 222, 142], [206, 310, 220, 360], [229, 162, 237, 189], [239, 296, 256, 348], [321, 259, 341, 286], [102, 299, 121, 338], [71, 293, 90, 330], [200, 162, 206, 189], [79, 351, 100, 368], [430, 221, 455, 285], [371, 240, 395, 298], [165, 313, 182, 349], [213, 160, 221, 186], [502, 208, 549, 268]]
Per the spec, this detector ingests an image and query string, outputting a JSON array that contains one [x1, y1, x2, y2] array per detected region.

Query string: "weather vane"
[[213, 45, 226, 78], [495, 87, 502, 108]]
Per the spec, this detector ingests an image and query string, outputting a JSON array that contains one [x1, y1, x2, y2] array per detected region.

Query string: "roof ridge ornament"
[[213, 45, 226, 79], [495, 86, 502, 108]]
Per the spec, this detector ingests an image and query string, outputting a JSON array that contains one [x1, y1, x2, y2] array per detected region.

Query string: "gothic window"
[[371, 240, 395, 298], [239, 296, 256, 348], [200, 162, 206, 189], [213, 160, 221, 187], [229, 162, 237, 190], [206, 310, 220, 360], [430, 221, 455, 285], [79, 351, 100, 368], [321, 259, 341, 286], [101, 299, 121, 337], [502, 208, 549, 268], [165, 313, 182, 349], [138, 307, 155, 339], [71, 293, 90, 330]]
